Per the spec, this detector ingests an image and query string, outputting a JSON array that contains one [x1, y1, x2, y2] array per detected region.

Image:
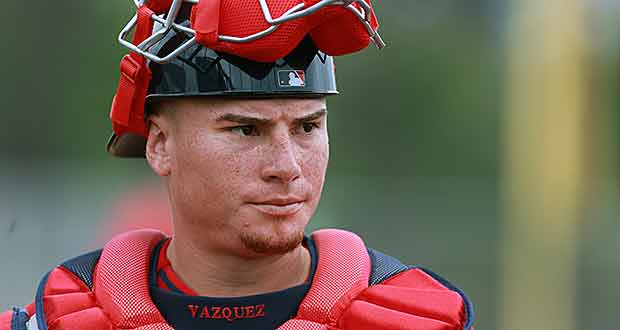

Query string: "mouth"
[[248, 198, 305, 217]]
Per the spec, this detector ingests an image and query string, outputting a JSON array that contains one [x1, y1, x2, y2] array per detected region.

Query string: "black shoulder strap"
[[10, 308, 29, 330], [59, 249, 102, 289], [367, 248, 411, 286]]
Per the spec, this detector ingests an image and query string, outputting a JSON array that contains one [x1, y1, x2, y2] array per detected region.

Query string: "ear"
[[146, 116, 173, 177]]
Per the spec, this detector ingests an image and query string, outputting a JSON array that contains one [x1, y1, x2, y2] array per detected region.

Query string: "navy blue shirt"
[[149, 238, 318, 330]]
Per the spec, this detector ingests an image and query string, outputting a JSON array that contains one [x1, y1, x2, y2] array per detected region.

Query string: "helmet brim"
[[107, 133, 148, 158]]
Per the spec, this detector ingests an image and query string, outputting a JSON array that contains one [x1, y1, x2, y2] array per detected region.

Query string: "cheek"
[[173, 131, 259, 210], [301, 135, 329, 197]]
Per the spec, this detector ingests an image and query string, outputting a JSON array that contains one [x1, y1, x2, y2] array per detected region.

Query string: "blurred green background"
[[1, 1, 618, 329]]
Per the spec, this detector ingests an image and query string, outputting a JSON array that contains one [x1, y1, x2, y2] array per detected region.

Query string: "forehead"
[[157, 97, 327, 121]]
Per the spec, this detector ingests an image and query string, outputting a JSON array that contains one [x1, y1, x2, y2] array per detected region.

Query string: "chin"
[[235, 202, 314, 255], [238, 220, 306, 256]]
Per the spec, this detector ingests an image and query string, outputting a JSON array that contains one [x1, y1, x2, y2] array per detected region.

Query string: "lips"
[[248, 197, 305, 217]]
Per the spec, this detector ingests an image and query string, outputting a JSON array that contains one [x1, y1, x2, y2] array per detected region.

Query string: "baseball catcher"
[[1, 0, 474, 329]]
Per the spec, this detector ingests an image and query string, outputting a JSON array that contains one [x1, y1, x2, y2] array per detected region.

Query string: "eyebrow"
[[293, 109, 327, 125], [216, 108, 327, 125]]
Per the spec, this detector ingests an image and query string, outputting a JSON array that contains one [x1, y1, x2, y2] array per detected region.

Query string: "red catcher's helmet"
[[108, 0, 384, 157]]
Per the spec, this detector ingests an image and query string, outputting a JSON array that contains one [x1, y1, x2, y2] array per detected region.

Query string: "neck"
[[166, 233, 311, 297]]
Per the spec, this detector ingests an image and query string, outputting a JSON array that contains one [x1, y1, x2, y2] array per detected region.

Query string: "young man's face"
[[147, 97, 329, 257]]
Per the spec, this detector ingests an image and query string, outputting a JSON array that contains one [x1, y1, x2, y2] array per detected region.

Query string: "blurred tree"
[[501, 1, 590, 330]]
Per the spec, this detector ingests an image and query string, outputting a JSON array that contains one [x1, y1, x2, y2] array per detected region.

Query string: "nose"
[[261, 130, 302, 184]]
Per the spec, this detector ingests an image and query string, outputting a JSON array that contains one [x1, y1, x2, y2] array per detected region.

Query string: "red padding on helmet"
[[110, 6, 155, 139], [310, 0, 378, 56], [190, 0, 221, 45], [192, 0, 308, 63], [191, 0, 379, 63], [146, 0, 173, 14]]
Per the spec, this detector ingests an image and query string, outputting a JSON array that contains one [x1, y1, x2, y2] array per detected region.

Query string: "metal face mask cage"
[[119, 0, 386, 64]]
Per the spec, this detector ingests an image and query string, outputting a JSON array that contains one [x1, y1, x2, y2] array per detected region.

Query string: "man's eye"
[[300, 122, 319, 134], [231, 125, 258, 136]]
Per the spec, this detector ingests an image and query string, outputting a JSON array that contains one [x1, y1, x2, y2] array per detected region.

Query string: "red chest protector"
[[2, 229, 473, 330]]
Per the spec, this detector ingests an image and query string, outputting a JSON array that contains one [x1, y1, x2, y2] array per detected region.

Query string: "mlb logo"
[[278, 70, 305, 87]]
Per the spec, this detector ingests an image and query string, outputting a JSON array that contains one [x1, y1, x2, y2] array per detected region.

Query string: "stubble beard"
[[239, 226, 305, 255]]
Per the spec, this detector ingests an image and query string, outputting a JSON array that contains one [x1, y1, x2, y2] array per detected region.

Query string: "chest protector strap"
[[278, 229, 371, 329], [94, 229, 172, 330]]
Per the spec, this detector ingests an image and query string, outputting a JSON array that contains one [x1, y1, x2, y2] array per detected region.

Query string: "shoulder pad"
[[416, 266, 475, 330], [294, 229, 370, 324], [94, 229, 170, 329], [32, 229, 169, 330], [339, 265, 474, 330], [33, 266, 107, 330], [32, 249, 108, 330]]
